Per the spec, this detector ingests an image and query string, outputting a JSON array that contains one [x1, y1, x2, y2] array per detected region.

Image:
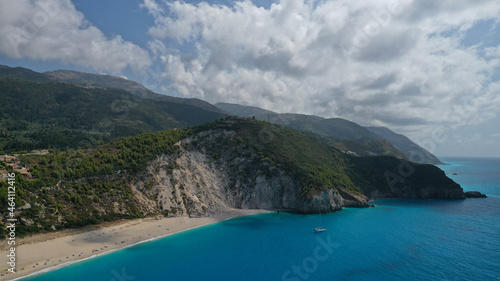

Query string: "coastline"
[[2, 209, 271, 281]]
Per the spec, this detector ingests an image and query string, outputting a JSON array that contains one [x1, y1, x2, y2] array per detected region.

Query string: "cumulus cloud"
[[0, 0, 151, 73], [142, 0, 500, 136]]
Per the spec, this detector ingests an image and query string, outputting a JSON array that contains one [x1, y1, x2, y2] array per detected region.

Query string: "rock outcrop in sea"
[[464, 191, 487, 198]]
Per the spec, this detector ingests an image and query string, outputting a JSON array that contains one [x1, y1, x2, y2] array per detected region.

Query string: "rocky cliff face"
[[132, 128, 463, 218], [7, 118, 466, 237], [134, 130, 365, 217]]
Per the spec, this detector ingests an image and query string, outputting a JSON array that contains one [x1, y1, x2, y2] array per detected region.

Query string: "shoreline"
[[2, 209, 271, 281]]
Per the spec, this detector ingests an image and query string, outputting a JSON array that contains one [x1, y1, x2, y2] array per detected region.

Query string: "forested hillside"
[[216, 102, 442, 164], [0, 78, 226, 152], [0, 118, 462, 238]]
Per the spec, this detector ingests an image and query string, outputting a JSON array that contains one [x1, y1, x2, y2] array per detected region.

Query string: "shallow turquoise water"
[[24, 157, 500, 281]]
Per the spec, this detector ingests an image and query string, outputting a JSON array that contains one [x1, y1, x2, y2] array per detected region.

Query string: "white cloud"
[[0, 0, 151, 73], [142, 0, 500, 138], [141, 0, 164, 16]]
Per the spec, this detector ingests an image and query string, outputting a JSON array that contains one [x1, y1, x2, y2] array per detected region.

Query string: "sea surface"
[[24, 157, 500, 281]]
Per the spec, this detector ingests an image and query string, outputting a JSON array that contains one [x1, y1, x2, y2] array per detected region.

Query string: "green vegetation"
[[217, 119, 359, 195], [366, 126, 443, 164], [0, 126, 198, 238], [45, 69, 225, 114], [0, 118, 459, 238], [216, 102, 443, 164], [347, 156, 459, 195], [199, 118, 459, 197], [0, 67, 457, 238], [0, 78, 226, 152]]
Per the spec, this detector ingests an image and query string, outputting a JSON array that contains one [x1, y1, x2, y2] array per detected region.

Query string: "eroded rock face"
[[138, 131, 288, 217], [295, 189, 344, 213], [133, 129, 462, 218], [136, 130, 364, 217]]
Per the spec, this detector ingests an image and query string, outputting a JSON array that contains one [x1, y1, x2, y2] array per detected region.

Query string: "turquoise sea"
[[24, 157, 500, 281]]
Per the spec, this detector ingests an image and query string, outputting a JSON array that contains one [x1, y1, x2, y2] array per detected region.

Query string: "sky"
[[0, 0, 499, 158]]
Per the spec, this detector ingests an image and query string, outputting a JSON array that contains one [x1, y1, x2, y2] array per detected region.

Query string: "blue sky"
[[0, 0, 499, 157]]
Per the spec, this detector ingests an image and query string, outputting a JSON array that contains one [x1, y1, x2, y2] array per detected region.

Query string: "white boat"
[[314, 227, 327, 232]]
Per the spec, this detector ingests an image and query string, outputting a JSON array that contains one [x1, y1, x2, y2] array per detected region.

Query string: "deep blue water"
[[24, 157, 500, 281]]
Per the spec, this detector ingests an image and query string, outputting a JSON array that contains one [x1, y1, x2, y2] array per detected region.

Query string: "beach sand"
[[1, 209, 270, 281]]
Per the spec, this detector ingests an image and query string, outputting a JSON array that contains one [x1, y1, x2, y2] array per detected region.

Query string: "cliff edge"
[[133, 119, 464, 217]]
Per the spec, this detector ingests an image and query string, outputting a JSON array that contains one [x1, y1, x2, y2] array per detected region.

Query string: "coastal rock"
[[137, 130, 369, 216], [336, 187, 369, 208], [369, 185, 465, 200], [140, 131, 303, 216], [134, 129, 464, 217], [295, 189, 344, 213], [464, 191, 487, 198], [415, 187, 466, 199]]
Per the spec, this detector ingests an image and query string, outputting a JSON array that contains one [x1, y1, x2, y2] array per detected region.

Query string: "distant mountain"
[[46, 70, 225, 114], [45, 69, 150, 95], [0, 65, 53, 82], [216, 102, 441, 164], [217, 103, 375, 139], [0, 65, 225, 114], [0, 65, 441, 164], [215, 102, 275, 117], [289, 116, 377, 140], [0, 78, 226, 152], [366, 126, 443, 164]]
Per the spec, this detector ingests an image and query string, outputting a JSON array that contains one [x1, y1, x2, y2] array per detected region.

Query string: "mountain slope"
[[215, 102, 275, 117], [216, 103, 402, 157], [0, 65, 53, 82], [0, 65, 225, 114], [46, 69, 225, 114], [0, 78, 226, 152], [216, 102, 441, 164], [45, 69, 150, 95], [1, 118, 463, 237], [366, 126, 443, 164], [288, 116, 377, 140]]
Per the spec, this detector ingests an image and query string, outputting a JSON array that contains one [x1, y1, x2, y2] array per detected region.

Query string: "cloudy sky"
[[1, 0, 499, 157]]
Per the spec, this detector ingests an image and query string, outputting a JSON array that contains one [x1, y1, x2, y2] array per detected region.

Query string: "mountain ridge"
[[45, 69, 226, 114], [0, 78, 226, 152], [216, 102, 442, 164], [0, 64, 441, 165], [0, 65, 224, 114], [366, 126, 443, 165]]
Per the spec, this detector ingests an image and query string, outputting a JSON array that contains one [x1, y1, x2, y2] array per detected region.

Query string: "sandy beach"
[[1, 209, 270, 281]]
